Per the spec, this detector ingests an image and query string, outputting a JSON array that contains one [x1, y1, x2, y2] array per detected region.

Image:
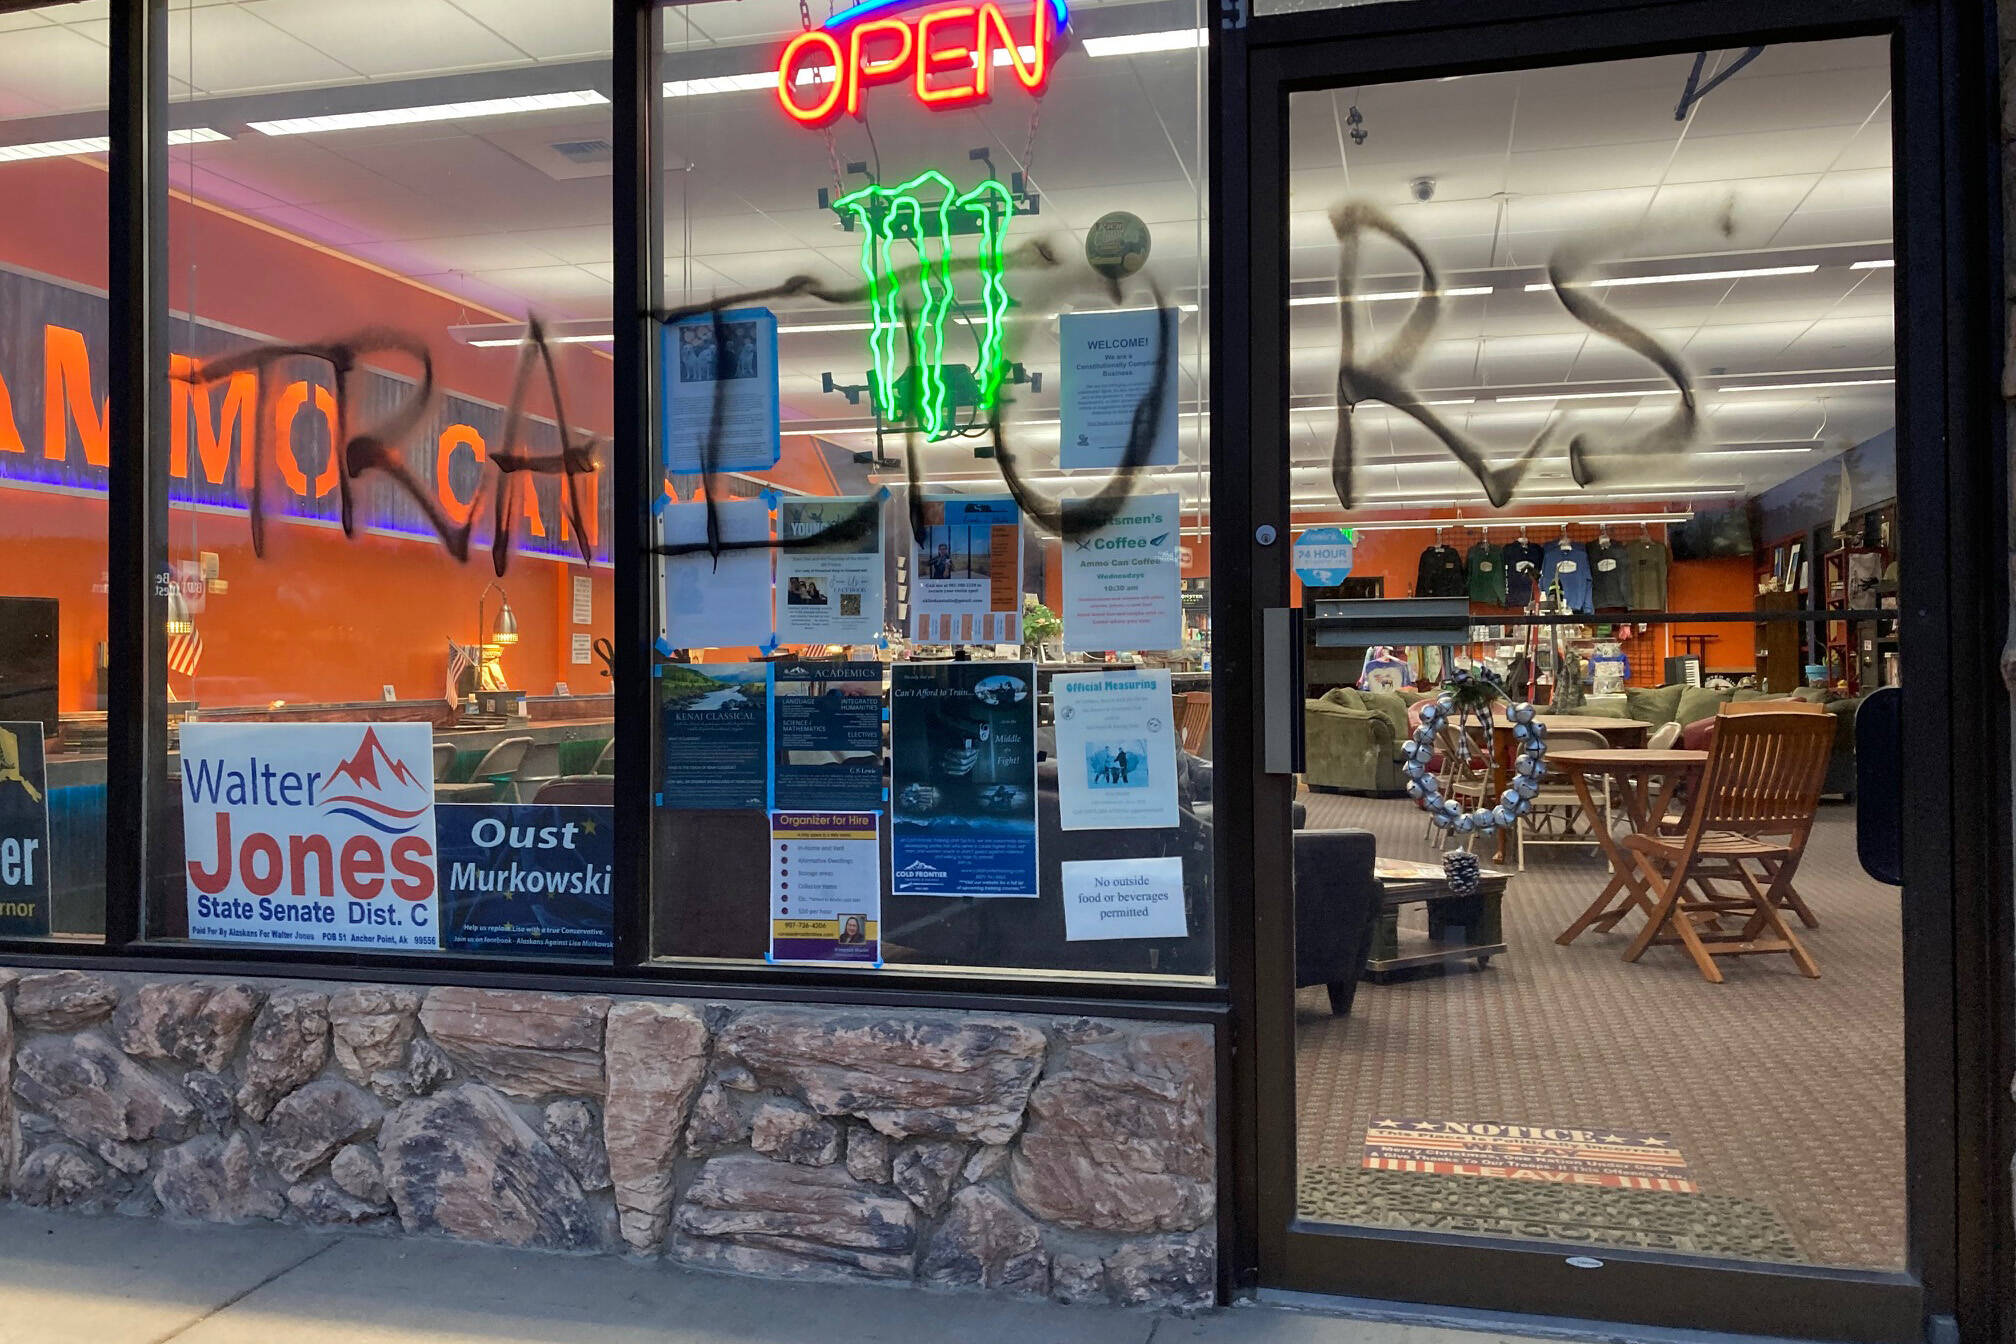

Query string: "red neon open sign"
[[775, 0, 1067, 127]]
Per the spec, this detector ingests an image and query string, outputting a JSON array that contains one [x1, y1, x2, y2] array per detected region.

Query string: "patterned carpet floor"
[[1295, 788, 1906, 1272]]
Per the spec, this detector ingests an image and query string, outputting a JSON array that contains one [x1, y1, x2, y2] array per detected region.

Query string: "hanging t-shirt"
[[1587, 538, 1630, 609], [1357, 651, 1414, 694], [1501, 540, 1546, 607], [1542, 540, 1593, 614], [1466, 542, 1506, 605], [1415, 545, 1468, 598], [1624, 538, 1670, 611]]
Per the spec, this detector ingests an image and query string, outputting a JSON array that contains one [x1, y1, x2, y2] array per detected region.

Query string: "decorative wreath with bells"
[[1403, 695, 1549, 835]]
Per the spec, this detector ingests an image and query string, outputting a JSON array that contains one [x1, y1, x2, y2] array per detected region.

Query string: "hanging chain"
[[797, 0, 845, 195], [1020, 103, 1042, 193]]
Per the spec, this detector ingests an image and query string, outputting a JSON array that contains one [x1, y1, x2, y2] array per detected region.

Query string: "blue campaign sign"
[[1294, 527, 1356, 586], [661, 306, 782, 475], [436, 803, 613, 957]]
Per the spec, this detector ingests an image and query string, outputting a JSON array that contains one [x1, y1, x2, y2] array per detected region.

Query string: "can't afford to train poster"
[[888, 661, 1037, 898]]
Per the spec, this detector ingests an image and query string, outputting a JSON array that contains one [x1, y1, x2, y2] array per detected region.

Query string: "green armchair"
[[1304, 687, 1415, 796]]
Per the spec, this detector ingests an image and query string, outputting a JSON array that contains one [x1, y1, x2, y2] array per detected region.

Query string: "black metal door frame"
[[1212, 0, 2009, 1338]]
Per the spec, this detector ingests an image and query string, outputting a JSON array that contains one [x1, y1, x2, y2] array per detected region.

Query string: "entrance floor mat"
[[1299, 1164, 1807, 1263]]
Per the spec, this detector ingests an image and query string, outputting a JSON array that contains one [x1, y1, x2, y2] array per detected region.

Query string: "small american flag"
[[167, 628, 203, 677], [445, 640, 475, 707]]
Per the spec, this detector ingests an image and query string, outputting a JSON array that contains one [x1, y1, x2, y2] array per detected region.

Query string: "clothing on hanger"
[[1586, 536, 1631, 610], [1415, 541, 1469, 598], [1466, 539, 1506, 605], [1542, 536, 1594, 615], [1357, 645, 1415, 695], [1501, 538, 1546, 607], [1624, 536, 1670, 611], [1586, 642, 1630, 694]]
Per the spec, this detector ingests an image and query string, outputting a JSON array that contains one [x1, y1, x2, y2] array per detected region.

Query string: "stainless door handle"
[[1263, 606, 1304, 775]]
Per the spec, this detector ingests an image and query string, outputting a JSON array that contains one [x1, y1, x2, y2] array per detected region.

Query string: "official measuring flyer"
[[661, 306, 781, 474], [908, 497, 1023, 646], [657, 661, 768, 810], [1052, 669, 1179, 830], [772, 659, 884, 812], [180, 723, 441, 949], [0, 722, 52, 939], [769, 811, 881, 965], [657, 497, 773, 650], [889, 661, 1037, 898], [1058, 308, 1180, 470], [436, 803, 613, 957], [1061, 492, 1183, 652], [776, 496, 885, 646]]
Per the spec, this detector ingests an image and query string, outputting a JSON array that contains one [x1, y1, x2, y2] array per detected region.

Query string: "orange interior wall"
[[0, 157, 615, 713], [1666, 554, 1758, 674]]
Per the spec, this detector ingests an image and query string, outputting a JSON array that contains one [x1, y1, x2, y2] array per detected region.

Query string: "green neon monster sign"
[[833, 169, 1014, 441]]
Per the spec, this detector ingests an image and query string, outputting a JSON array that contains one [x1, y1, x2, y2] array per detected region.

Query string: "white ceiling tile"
[[243, 0, 529, 78], [0, 24, 106, 118], [166, 4, 362, 94], [444, 0, 609, 61]]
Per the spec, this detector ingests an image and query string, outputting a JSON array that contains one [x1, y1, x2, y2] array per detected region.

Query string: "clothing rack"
[[1337, 510, 1692, 533]]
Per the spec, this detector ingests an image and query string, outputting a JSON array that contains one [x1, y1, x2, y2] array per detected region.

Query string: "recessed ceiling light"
[[249, 90, 607, 136], [1523, 264, 1818, 292], [1290, 286, 1492, 306], [1081, 28, 1205, 57], [1718, 378, 1894, 393], [1494, 389, 1684, 403], [0, 127, 227, 162]]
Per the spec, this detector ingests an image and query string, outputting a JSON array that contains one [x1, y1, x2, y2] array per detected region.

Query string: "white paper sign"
[[1052, 669, 1179, 830], [1058, 308, 1180, 470], [777, 496, 885, 646], [657, 498, 773, 651], [1062, 492, 1183, 652], [572, 574, 593, 626], [1062, 856, 1187, 941], [179, 723, 440, 950], [571, 633, 593, 665]]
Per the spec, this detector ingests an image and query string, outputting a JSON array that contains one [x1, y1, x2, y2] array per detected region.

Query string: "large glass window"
[[150, 0, 616, 960], [650, 0, 1215, 979], [1283, 39, 1904, 1273], [0, 4, 112, 943]]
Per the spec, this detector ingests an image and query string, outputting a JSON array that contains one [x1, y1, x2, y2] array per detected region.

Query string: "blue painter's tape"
[[651, 492, 672, 516], [760, 489, 780, 511], [654, 636, 676, 656]]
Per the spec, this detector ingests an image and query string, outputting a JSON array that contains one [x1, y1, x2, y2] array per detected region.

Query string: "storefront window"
[[149, 0, 616, 960], [650, 0, 1215, 979], [0, 5, 112, 943]]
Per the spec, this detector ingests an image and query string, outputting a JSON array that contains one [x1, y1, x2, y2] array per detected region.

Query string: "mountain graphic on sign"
[[321, 728, 431, 835]]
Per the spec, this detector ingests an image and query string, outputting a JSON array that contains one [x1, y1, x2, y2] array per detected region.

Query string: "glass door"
[[1237, 10, 1964, 1337]]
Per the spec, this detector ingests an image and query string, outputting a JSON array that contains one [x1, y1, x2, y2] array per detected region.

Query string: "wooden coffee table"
[[1366, 857, 1512, 981]]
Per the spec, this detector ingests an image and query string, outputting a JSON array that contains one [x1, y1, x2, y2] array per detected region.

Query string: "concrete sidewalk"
[[0, 1206, 1558, 1344]]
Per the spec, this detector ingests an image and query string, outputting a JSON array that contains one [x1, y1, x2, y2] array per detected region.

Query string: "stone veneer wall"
[[0, 968, 1216, 1310]]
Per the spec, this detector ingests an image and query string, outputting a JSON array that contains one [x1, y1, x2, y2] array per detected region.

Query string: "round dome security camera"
[[1410, 176, 1438, 202]]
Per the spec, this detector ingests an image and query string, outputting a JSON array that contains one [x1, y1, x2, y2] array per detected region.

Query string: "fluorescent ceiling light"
[[1700, 445, 1817, 456], [1718, 377, 1894, 393], [777, 321, 875, 334], [249, 90, 606, 136], [467, 334, 612, 348], [1494, 389, 1683, 403], [665, 68, 837, 97], [1523, 264, 1818, 293], [1851, 259, 1896, 270], [1081, 28, 1205, 56], [0, 127, 227, 162], [1289, 286, 1492, 307]]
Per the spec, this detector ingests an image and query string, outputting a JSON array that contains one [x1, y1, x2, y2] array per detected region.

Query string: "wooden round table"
[[1543, 748, 1708, 945], [1485, 715, 1652, 861]]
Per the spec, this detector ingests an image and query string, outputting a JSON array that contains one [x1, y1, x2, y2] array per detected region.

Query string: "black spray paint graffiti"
[[173, 316, 602, 576], [1328, 200, 1700, 509], [648, 236, 1173, 569]]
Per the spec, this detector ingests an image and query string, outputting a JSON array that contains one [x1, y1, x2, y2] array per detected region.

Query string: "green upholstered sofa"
[[1304, 687, 1417, 796]]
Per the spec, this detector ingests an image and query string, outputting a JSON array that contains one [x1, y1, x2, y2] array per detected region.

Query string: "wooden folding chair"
[[1180, 691, 1213, 757], [1621, 712, 1834, 983]]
